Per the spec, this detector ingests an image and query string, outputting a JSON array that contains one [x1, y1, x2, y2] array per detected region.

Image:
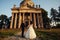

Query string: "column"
[[10, 13, 14, 29], [37, 13, 40, 28], [33, 13, 36, 28], [23, 13, 25, 22], [29, 13, 32, 27], [30, 13, 32, 21], [39, 13, 41, 28], [40, 13, 43, 28], [14, 13, 17, 29], [18, 13, 21, 28]]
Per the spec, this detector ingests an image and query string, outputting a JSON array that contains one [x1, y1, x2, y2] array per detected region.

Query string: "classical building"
[[10, 0, 45, 29]]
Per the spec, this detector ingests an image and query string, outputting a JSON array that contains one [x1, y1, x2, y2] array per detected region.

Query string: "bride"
[[24, 21, 36, 39]]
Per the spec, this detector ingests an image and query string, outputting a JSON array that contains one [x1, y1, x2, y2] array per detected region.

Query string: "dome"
[[20, 0, 34, 7]]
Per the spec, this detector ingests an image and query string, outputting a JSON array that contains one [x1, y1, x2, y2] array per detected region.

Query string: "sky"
[[0, 0, 60, 17]]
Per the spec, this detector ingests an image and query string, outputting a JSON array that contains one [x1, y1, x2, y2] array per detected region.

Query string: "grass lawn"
[[0, 29, 60, 40], [35, 29, 60, 40], [0, 29, 21, 38]]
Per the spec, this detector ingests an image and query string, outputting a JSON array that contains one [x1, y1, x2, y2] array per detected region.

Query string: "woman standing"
[[24, 21, 36, 39]]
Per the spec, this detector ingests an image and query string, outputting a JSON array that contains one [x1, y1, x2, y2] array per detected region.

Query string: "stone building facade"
[[10, 0, 45, 29]]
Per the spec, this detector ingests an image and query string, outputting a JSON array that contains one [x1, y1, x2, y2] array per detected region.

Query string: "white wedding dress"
[[24, 24, 36, 39]]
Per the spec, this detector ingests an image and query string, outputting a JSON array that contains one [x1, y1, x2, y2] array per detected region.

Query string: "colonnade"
[[10, 13, 43, 29]]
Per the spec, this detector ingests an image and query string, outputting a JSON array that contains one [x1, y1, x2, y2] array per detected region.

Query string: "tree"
[[0, 14, 10, 29], [56, 6, 60, 28], [8, 16, 12, 28], [50, 8, 58, 27], [50, 8, 57, 20], [41, 8, 50, 28], [58, 6, 60, 14]]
